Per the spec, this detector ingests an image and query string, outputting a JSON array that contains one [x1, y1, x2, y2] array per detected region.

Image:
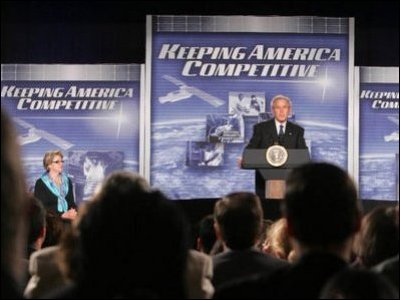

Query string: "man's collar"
[[275, 119, 287, 127]]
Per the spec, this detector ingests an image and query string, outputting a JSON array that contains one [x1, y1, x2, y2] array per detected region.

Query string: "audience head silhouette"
[[60, 171, 189, 298], [354, 205, 399, 268], [26, 195, 47, 257], [1, 108, 28, 298], [214, 192, 263, 250], [197, 214, 217, 254], [283, 162, 361, 250], [262, 218, 292, 260]]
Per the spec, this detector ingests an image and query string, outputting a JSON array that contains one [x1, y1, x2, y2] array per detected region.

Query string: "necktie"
[[278, 124, 284, 145], [279, 124, 284, 137]]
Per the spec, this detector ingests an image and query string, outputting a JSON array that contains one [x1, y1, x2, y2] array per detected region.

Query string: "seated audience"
[[215, 163, 362, 299]]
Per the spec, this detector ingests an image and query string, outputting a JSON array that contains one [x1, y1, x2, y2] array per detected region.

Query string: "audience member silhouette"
[[320, 269, 398, 299], [353, 205, 399, 268], [255, 219, 273, 252], [24, 245, 67, 299], [261, 218, 293, 261], [42, 210, 65, 248], [372, 205, 399, 290], [24, 205, 70, 298], [197, 214, 217, 254], [212, 192, 287, 289], [186, 250, 214, 299], [266, 162, 362, 298], [21, 195, 47, 290], [56, 171, 189, 298], [26, 195, 47, 258], [1, 108, 29, 298], [374, 254, 399, 291]]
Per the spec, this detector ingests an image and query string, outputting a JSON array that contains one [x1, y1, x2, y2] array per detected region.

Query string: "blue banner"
[[359, 68, 399, 201], [1, 64, 142, 205], [148, 16, 352, 199]]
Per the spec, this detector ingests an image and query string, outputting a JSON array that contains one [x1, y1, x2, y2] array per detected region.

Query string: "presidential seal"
[[266, 145, 288, 167]]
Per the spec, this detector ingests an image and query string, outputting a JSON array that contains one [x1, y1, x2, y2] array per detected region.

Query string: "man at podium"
[[246, 94, 307, 149], [243, 94, 307, 199]]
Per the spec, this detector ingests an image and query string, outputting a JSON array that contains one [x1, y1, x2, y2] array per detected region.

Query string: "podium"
[[242, 148, 310, 199]]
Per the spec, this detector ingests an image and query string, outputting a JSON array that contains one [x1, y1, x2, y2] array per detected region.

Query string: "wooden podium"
[[242, 149, 310, 199]]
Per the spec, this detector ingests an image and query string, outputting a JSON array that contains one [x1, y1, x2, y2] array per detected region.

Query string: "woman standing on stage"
[[34, 150, 77, 220]]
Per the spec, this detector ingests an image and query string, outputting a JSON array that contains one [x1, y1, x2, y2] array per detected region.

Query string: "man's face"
[[272, 99, 291, 123]]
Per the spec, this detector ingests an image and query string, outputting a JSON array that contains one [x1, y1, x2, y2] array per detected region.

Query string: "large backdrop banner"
[[1, 64, 144, 205], [147, 15, 354, 199], [356, 67, 399, 201]]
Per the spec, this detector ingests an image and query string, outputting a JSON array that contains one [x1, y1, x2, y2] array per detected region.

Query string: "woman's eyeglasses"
[[52, 160, 64, 164]]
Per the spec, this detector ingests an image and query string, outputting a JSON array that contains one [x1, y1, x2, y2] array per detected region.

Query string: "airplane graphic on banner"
[[13, 117, 74, 150], [159, 75, 224, 107]]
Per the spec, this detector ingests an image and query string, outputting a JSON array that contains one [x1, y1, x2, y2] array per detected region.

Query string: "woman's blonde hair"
[[263, 218, 291, 260]]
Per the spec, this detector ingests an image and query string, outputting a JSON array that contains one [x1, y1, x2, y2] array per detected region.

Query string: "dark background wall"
[[1, 0, 399, 66], [1, 0, 398, 226]]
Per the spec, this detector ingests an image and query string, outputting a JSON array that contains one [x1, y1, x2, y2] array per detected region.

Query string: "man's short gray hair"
[[270, 95, 292, 110]]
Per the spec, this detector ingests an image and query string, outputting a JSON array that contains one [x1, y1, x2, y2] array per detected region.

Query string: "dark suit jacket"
[[246, 119, 307, 149], [34, 177, 76, 215], [244, 119, 307, 199], [215, 252, 348, 299], [212, 248, 288, 290]]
